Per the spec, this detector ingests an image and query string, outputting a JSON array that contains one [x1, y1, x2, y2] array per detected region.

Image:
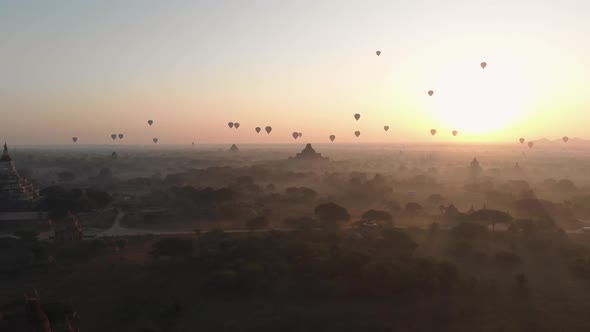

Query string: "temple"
[[469, 157, 483, 180], [53, 212, 83, 242], [229, 144, 240, 152], [0, 142, 40, 211], [289, 144, 328, 161]]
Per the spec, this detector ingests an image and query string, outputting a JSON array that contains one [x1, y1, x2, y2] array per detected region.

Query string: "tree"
[[283, 217, 316, 232], [151, 238, 193, 260], [235, 175, 254, 185], [245, 216, 270, 231], [428, 222, 441, 237], [469, 209, 513, 231], [515, 273, 528, 289], [427, 194, 444, 204], [40, 185, 68, 198], [405, 202, 423, 213], [495, 251, 521, 265], [86, 188, 112, 208], [387, 200, 402, 213], [450, 222, 488, 242], [379, 228, 418, 255], [58, 171, 76, 183], [115, 239, 128, 250], [554, 179, 577, 192], [509, 218, 536, 235], [297, 187, 317, 200], [405, 202, 423, 220], [408, 174, 435, 186], [372, 173, 386, 184], [314, 202, 351, 229], [361, 210, 393, 225], [444, 204, 459, 217], [285, 187, 317, 201]]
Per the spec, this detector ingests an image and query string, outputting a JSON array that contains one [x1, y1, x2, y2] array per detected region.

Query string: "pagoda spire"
[[1, 140, 11, 162]]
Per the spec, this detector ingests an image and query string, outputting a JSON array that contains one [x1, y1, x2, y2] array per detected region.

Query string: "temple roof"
[[301, 143, 316, 154]]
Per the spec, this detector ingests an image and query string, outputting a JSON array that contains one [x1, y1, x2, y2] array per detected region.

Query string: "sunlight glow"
[[429, 58, 531, 137]]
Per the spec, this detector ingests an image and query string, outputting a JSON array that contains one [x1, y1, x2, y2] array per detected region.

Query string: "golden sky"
[[2, 0, 590, 145]]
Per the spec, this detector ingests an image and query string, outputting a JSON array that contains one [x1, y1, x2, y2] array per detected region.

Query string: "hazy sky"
[[2, 0, 590, 144]]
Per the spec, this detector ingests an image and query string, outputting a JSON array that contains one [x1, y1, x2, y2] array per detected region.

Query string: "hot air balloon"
[[480, 62, 487, 69], [72, 137, 78, 143], [153, 138, 158, 144], [292, 132, 299, 139], [376, 50, 381, 56], [228, 122, 234, 128], [452, 130, 458, 136], [265, 126, 272, 134], [255, 127, 261, 133], [234, 123, 240, 129], [354, 113, 361, 121], [519, 138, 525, 144], [298, 132, 302, 138], [111, 134, 117, 140], [329, 135, 336, 142], [354, 131, 361, 137], [563, 136, 569, 143], [428, 90, 434, 97], [430, 129, 437, 136], [118, 134, 124, 139], [384, 126, 389, 132], [528, 141, 534, 148], [147, 120, 153, 126]]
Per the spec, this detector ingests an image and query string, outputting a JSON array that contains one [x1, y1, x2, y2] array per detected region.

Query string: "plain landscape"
[[3, 142, 590, 331]]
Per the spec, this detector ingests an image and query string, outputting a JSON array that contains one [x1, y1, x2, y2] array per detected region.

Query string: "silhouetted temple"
[[469, 157, 483, 180], [290, 144, 328, 160], [229, 144, 240, 152], [0, 142, 40, 211]]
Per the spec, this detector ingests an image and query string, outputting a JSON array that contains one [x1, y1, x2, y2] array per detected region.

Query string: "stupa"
[[0, 142, 40, 211]]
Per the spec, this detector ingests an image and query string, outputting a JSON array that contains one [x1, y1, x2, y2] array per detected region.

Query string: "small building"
[[53, 212, 83, 242]]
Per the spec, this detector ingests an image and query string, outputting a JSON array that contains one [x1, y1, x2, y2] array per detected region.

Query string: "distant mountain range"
[[531, 137, 589, 146]]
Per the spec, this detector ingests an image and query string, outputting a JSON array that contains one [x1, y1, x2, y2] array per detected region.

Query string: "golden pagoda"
[[0, 142, 40, 211]]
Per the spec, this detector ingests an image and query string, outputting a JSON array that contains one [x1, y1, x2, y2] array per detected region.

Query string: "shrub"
[[495, 251, 522, 265]]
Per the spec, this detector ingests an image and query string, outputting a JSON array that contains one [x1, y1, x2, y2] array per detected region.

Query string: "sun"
[[429, 59, 531, 136]]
